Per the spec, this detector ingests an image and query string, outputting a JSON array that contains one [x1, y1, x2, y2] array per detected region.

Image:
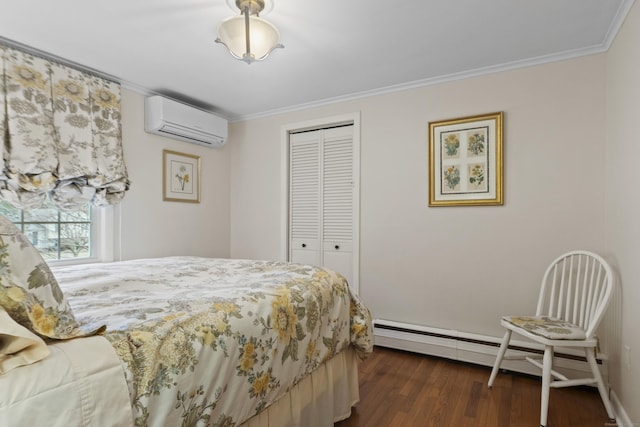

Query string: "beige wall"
[[606, 1, 640, 422], [229, 54, 607, 338], [118, 90, 230, 260], [88, 8, 638, 418]]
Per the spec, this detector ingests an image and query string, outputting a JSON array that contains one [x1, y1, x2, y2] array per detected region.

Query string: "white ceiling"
[[0, 0, 634, 121]]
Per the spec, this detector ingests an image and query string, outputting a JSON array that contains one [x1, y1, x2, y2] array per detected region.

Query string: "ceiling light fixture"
[[215, 0, 283, 64]]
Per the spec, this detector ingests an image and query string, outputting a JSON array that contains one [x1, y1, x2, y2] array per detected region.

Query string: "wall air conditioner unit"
[[144, 95, 228, 148]]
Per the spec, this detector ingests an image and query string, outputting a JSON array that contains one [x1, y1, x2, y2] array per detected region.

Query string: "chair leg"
[[488, 329, 512, 388], [540, 346, 553, 427], [585, 348, 616, 421]]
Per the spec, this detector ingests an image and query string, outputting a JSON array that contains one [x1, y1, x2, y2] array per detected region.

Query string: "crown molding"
[[233, 0, 636, 123]]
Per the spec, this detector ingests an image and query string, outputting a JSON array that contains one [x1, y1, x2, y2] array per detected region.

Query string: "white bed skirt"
[[240, 347, 360, 427]]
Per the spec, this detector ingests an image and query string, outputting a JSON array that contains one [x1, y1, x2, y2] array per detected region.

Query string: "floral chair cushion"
[[0, 215, 97, 339], [502, 315, 587, 340]]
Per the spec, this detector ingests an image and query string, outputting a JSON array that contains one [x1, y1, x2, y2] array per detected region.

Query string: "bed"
[[0, 217, 373, 427]]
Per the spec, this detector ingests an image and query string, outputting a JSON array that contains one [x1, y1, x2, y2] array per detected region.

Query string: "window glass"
[[0, 199, 92, 261], [24, 206, 58, 222], [0, 202, 21, 222], [59, 222, 90, 259]]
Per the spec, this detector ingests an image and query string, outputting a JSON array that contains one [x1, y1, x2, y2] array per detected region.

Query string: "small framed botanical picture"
[[428, 112, 503, 206], [163, 149, 201, 203]]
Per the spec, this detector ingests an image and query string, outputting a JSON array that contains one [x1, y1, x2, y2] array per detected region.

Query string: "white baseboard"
[[611, 390, 634, 427], [373, 319, 635, 424], [374, 319, 604, 379]]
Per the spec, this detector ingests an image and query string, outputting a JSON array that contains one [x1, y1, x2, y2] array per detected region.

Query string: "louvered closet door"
[[322, 126, 354, 286], [289, 131, 321, 266], [289, 125, 355, 288]]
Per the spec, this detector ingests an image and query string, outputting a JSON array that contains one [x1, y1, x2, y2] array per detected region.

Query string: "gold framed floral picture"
[[163, 149, 201, 203], [428, 112, 503, 206]]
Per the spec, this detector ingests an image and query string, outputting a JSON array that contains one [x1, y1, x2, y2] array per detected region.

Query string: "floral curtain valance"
[[0, 45, 130, 210]]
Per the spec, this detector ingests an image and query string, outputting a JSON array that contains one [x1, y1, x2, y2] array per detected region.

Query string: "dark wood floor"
[[335, 346, 616, 427]]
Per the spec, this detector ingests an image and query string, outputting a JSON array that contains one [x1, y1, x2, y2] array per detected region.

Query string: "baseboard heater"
[[373, 319, 606, 381]]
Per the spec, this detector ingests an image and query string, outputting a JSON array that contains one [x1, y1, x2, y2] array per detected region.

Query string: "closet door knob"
[[334, 245, 340, 250], [301, 243, 306, 248]]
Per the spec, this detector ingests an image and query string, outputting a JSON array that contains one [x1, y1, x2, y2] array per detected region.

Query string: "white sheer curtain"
[[0, 45, 129, 210]]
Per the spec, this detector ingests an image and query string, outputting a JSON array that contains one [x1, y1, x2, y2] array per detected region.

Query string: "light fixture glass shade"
[[216, 15, 283, 64]]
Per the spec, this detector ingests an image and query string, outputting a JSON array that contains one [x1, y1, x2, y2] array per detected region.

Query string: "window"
[[0, 199, 92, 261]]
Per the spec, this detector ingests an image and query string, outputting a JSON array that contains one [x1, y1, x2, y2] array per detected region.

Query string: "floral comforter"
[[53, 257, 373, 427]]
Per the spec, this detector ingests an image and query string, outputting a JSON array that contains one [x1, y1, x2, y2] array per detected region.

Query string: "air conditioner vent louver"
[[144, 96, 228, 148]]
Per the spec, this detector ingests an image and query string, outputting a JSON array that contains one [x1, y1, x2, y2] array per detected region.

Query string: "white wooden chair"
[[487, 250, 616, 427]]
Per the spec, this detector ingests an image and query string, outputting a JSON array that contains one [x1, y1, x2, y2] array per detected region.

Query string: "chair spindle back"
[[535, 250, 613, 338]]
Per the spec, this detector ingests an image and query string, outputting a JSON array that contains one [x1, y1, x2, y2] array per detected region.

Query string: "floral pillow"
[[0, 214, 94, 339]]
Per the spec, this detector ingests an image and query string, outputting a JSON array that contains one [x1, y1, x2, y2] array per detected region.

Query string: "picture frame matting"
[[163, 149, 201, 203], [428, 112, 503, 206]]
